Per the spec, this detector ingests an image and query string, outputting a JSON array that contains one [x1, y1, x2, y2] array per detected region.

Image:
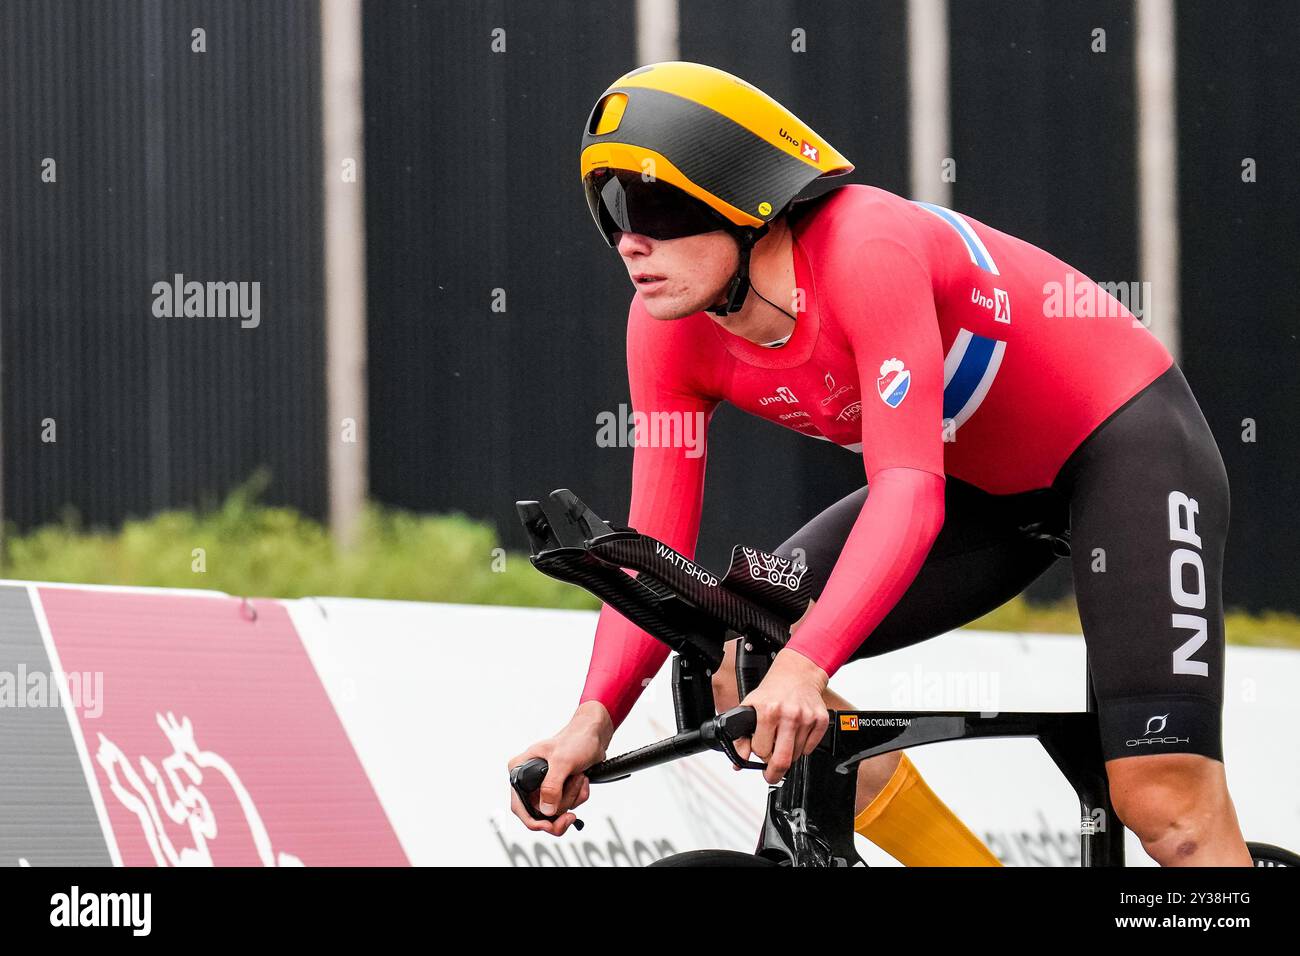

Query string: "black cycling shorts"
[[773, 364, 1229, 763]]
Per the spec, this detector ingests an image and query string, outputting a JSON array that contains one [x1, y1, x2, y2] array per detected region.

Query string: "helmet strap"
[[711, 224, 770, 316]]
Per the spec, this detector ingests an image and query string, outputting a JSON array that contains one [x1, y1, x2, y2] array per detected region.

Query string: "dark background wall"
[[361, 0, 641, 548], [1174, 1, 1300, 614], [947, 1, 1138, 602], [0, 0, 325, 528], [2, 1, 1297, 614]]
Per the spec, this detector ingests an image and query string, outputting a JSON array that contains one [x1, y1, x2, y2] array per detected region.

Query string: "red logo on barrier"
[[40, 589, 409, 867]]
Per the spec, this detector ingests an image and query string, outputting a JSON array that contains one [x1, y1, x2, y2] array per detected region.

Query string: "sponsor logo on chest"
[[758, 386, 799, 406]]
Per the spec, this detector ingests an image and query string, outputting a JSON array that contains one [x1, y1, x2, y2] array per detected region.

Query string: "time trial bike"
[[508, 489, 1300, 867]]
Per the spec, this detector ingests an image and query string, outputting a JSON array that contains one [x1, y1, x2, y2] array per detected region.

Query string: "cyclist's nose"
[[615, 231, 652, 256]]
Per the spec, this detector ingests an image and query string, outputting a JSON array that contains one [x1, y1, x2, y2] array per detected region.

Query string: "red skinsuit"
[[582, 184, 1172, 727]]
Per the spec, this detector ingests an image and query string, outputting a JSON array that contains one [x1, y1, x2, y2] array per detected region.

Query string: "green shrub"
[[0, 481, 596, 611], [971, 597, 1300, 649]]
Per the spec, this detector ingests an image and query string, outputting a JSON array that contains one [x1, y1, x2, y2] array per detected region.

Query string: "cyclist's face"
[[614, 229, 738, 320]]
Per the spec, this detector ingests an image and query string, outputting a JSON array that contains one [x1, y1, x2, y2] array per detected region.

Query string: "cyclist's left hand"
[[736, 648, 830, 784]]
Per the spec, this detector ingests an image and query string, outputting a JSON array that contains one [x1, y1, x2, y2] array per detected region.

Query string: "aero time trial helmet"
[[580, 61, 853, 314]]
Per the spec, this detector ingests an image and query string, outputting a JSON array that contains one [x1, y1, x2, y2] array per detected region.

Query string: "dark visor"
[[582, 168, 732, 245]]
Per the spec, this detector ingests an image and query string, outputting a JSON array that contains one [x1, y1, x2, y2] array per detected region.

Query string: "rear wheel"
[[648, 849, 781, 867], [1247, 842, 1300, 867]]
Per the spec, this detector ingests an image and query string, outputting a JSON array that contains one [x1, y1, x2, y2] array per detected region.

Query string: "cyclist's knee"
[[1105, 753, 1232, 861]]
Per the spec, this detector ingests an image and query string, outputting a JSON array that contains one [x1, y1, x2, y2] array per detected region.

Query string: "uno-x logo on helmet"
[[779, 127, 820, 163]]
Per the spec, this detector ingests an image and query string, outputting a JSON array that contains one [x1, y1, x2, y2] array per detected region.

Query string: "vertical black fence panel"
[[1177, 1, 1300, 614], [0, 0, 326, 531], [363, 1, 641, 551], [949, 0, 1137, 604]]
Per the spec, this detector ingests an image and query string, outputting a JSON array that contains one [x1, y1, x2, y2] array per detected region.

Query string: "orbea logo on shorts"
[[876, 358, 911, 407], [1126, 712, 1189, 748]]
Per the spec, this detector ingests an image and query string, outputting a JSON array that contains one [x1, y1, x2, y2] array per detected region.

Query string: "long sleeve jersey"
[[580, 184, 1173, 728]]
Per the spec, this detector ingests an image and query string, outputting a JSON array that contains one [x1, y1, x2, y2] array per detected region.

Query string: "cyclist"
[[509, 61, 1251, 866]]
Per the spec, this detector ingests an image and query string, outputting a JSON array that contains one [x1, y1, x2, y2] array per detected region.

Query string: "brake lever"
[[508, 757, 586, 831], [708, 706, 767, 771]]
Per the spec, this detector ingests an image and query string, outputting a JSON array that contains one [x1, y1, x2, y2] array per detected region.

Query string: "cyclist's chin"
[[639, 286, 719, 321]]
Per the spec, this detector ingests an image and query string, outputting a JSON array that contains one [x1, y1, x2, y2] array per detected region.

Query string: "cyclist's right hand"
[[508, 701, 612, 836]]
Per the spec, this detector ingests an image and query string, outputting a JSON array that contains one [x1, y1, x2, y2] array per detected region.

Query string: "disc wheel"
[[648, 849, 782, 867], [1247, 842, 1300, 867]]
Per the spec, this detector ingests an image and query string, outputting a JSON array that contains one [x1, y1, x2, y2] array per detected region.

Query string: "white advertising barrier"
[[287, 599, 1300, 866], [286, 599, 748, 867]]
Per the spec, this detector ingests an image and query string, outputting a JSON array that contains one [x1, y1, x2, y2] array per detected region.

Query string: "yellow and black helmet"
[[580, 61, 852, 313], [580, 61, 853, 236]]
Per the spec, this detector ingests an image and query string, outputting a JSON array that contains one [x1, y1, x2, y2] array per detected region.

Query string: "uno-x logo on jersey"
[[876, 358, 911, 407], [758, 386, 799, 407], [994, 288, 1011, 323], [970, 286, 1012, 324], [1126, 713, 1190, 748]]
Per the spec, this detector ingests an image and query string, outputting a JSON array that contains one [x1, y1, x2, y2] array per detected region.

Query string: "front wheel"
[[1247, 842, 1300, 867], [648, 849, 781, 867]]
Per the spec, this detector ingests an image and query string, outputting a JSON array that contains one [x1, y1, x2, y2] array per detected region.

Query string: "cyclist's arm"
[[784, 239, 947, 677], [578, 305, 718, 730]]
